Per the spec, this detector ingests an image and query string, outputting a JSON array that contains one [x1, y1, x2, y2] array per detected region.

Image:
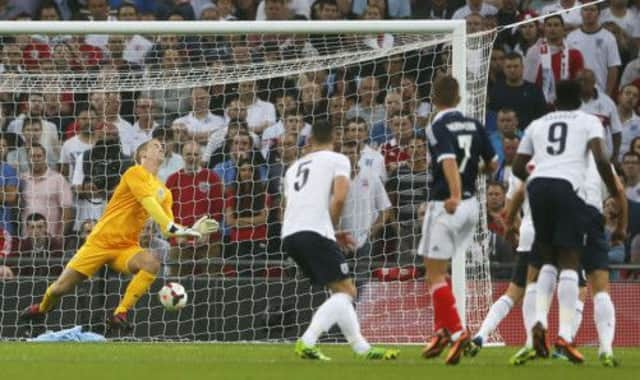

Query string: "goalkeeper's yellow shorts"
[[67, 243, 144, 277]]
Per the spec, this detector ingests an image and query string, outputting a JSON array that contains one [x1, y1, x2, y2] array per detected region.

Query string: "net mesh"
[[0, 25, 499, 343]]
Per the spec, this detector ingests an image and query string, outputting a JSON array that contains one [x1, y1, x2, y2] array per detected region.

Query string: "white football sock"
[[333, 292, 371, 354], [535, 264, 558, 328], [593, 292, 615, 355], [557, 269, 579, 342], [301, 293, 348, 346], [476, 295, 514, 343], [571, 299, 584, 340], [523, 283, 537, 348]]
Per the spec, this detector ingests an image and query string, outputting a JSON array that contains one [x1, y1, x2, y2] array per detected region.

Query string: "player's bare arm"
[[332, 175, 355, 250], [330, 175, 350, 227], [588, 137, 619, 200], [512, 153, 532, 182], [611, 171, 627, 245], [480, 157, 499, 175], [504, 182, 525, 247], [611, 132, 621, 164], [441, 157, 461, 214]]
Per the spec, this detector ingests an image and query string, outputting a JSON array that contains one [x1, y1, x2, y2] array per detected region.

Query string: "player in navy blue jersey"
[[419, 76, 497, 365]]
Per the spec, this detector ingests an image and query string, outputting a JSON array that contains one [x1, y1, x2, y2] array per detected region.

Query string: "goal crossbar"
[[0, 20, 466, 35]]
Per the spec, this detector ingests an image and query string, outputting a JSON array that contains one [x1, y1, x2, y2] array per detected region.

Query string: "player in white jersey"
[[557, 154, 626, 366], [512, 79, 623, 363], [466, 163, 540, 364], [282, 120, 399, 361]]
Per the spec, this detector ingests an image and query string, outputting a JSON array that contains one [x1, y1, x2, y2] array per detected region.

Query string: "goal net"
[[0, 20, 498, 343]]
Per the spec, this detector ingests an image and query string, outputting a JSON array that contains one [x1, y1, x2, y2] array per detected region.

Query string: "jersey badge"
[[198, 182, 210, 193]]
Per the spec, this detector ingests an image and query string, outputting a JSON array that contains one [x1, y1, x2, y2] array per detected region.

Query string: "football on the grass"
[[159, 282, 188, 311]]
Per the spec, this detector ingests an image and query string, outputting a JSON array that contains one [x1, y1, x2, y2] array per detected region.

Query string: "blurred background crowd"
[[0, 0, 639, 282]]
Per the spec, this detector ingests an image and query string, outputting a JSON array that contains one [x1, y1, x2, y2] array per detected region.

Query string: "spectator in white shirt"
[[541, 0, 583, 29], [567, 4, 621, 97], [209, 0, 236, 20], [7, 93, 60, 163], [119, 96, 159, 157], [370, 90, 403, 147], [452, 0, 498, 19], [361, 6, 394, 50], [152, 127, 184, 183], [344, 116, 387, 182], [144, 48, 192, 125], [327, 94, 353, 129], [312, 0, 342, 20], [262, 111, 311, 159], [90, 92, 132, 137], [346, 75, 386, 127], [600, 0, 640, 43], [172, 86, 227, 145], [618, 83, 640, 159], [116, 2, 138, 20], [1, 43, 25, 73], [263, 0, 293, 20], [236, 80, 277, 135], [70, 121, 129, 232], [86, 0, 113, 21], [299, 79, 328, 123], [224, 97, 261, 148], [7, 118, 59, 173], [255, 0, 310, 20], [353, 0, 412, 19], [263, 92, 312, 156], [578, 68, 623, 162], [59, 109, 97, 180], [339, 140, 391, 276], [225, 97, 249, 125], [622, 151, 640, 202], [116, 4, 153, 65], [620, 54, 640, 90], [466, 12, 485, 34], [400, 75, 431, 127]]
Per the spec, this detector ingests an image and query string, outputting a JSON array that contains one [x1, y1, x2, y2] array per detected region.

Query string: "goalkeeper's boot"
[[509, 346, 537, 365], [359, 347, 399, 360], [599, 353, 620, 368], [19, 304, 46, 322], [464, 335, 483, 357], [532, 322, 550, 358], [107, 312, 132, 332], [554, 337, 584, 364], [295, 339, 331, 361], [421, 328, 450, 359], [445, 329, 471, 365]]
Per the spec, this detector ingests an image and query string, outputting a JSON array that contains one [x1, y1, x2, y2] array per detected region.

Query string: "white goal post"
[[0, 20, 497, 343]]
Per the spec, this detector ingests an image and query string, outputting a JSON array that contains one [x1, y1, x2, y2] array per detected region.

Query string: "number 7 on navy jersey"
[[457, 134, 472, 172]]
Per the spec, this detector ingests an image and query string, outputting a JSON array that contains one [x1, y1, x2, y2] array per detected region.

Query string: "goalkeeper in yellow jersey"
[[20, 139, 219, 331]]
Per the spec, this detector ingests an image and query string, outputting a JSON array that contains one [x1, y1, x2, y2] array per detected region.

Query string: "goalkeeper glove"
[[192, 216, 220, 235], [166, 222, 202, 239]]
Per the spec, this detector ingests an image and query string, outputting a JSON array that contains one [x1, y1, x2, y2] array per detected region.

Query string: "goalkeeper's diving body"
[[20, 139, 218, 330]]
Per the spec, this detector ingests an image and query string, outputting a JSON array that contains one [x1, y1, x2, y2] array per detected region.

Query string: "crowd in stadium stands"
[[0, 0, 640, 281]]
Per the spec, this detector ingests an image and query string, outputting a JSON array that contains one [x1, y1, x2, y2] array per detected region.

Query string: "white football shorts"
[[417, 197, 479, 260]]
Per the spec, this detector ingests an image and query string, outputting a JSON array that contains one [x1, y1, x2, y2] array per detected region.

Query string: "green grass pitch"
[[1, 343, 638, 380]]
